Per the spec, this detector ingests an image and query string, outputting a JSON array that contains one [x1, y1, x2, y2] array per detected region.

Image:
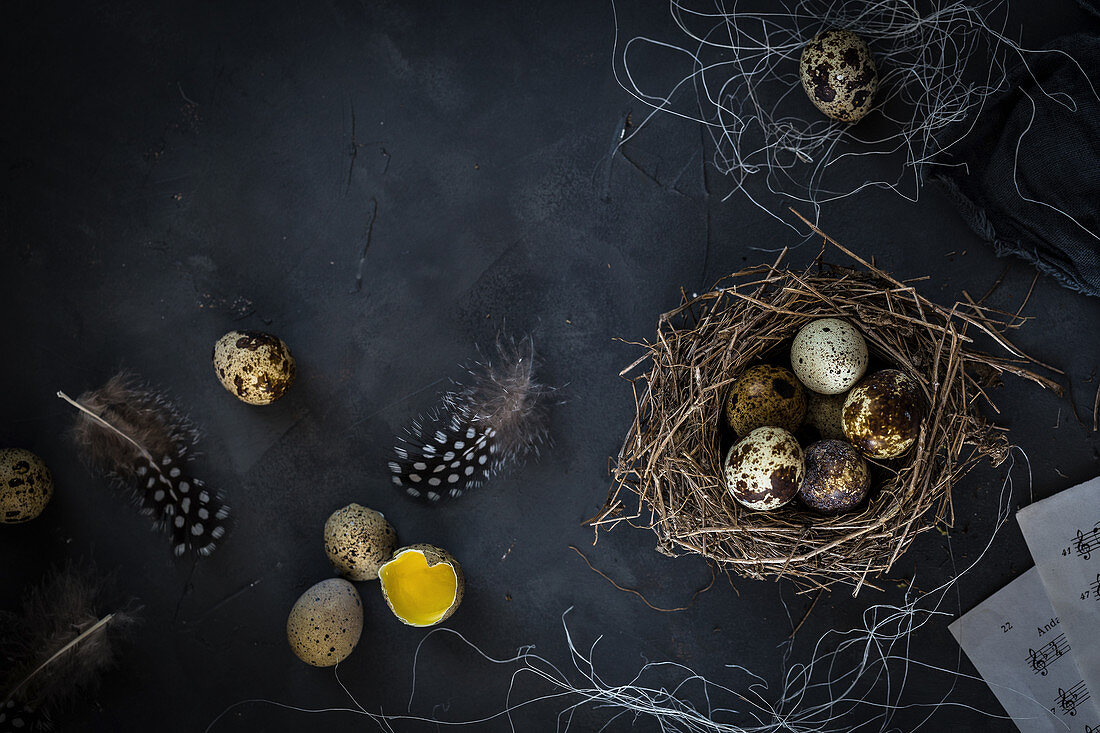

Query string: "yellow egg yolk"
[[379, 551, 457, 626]]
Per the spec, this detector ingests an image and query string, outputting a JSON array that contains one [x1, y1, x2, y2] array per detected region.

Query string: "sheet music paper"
[[1018, 476, 1100, 700], [949, 567, 1100, 732]]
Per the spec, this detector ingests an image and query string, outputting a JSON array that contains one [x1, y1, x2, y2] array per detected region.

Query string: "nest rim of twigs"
[[593, 219, 1060, 594]]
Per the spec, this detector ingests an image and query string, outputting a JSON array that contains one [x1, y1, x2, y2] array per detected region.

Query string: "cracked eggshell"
[[0, 449, 53, 524], [799, 29, 878, 123], [725, 365, 807, 436], [212, 330, 296, 405], [723, 427, 804, 511], [324, 504, 397, 581], [378, 544, 465, 627], [842, 369, 924, 459], [791, 318, 868, 394], [798, 440, 870, 514], [286, 578, 363, 667]]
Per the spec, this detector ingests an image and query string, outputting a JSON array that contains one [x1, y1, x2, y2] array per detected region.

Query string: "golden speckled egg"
[[725, 365, 807, 436], [723, 427, 804, 511], [286, 578, 363, 667], [791, 318, 868, 394], [806, 391, 847, 440], [324, 504, 397, 581], [842, 369, 924, 459], [212, 330, 296, 405], [797, 440, 870, 514], [799, 29, 878, 122], [378, 544, 465, 627], [0, 449, 53, 524]]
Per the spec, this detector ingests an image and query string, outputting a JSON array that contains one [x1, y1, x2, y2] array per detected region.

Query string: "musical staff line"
[[1056, 680, 1091, 717], [1028, 633, 1071, 676], [1073, 523, 1100, 561]]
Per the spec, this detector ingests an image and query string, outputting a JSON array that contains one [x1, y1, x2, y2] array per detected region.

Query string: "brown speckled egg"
[[213, 330, 296, 405], [0, 448, 53, 524], [723, 427, 804, 511], [286, 578, 363, 667], [798, 440, 870, 514], [799, 29, 878, 123], [324, 504, 397, 581], [725, 365, 807, 436], [842, 369, 924, 459], [791, 318, 868, 394], [806, 391, 848, 440]]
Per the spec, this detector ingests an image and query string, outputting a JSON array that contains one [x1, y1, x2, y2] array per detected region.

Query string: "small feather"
[[0, 563, 139, 731], [390, 335, 555, 502], [58, 372, 230, 557]]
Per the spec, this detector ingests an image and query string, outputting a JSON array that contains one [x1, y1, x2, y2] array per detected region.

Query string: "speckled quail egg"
[[791, 318, 868, 394], [798, 440, 870, 514], [799, 29, 878, 123], [0, 448, 53, 524], [286, 578, 363, 667], [806, 390, 848, 440], [212, 330, 296, 405], [378, 544, 465, 627], [324, 504, 397, 581], [723, 427, 805, 511], [842, 369, 924, 459], [725, 365, 807, 436]]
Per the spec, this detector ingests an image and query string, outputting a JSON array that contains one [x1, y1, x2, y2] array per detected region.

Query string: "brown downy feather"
[[0, 563, 138, 732], [58, 372, 229, 557], [388, 334, 556, 502]]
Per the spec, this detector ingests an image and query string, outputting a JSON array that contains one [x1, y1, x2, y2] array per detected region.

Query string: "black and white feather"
[[389, 336, 553, 502], [58, 373, 229, 557], [0, 562, 138, 732]]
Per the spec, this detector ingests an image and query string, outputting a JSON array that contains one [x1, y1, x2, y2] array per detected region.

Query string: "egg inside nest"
[[799, 29, 878, 123]]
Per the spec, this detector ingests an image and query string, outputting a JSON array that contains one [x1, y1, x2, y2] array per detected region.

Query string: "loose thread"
[[568, 545, 715, 612]]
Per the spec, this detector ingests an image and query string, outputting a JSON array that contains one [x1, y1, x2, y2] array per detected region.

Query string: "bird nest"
[[593, 226, 1060, 593]]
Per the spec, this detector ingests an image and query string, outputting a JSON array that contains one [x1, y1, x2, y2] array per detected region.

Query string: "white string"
[[207, 448, 1050, 732], [608, 0, 1093, 229]]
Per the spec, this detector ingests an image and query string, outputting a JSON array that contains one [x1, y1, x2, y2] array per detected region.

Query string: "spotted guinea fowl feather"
[[58, 373, 229, 557], [389, 335, 554, 502]]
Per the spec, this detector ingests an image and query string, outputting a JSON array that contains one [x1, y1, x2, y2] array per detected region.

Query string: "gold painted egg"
[[212, 330, 296, 405], [725, 365, 807, 436], [286, 578, 363, 667], [0, 448, 53, 524], [324, 504, 397, 581], [799, 29, 878, 122], [797, 440, 870, 514], [723, 427, 804, 511], [842, 369, 924, 459], [791, 318, 868, 394]]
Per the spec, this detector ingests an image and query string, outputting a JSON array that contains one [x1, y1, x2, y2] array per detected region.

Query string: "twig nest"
[[791, 318, 868, 394], [0, 449, 53, 524], [806, 391, 847, 440], [212, 330, 296, 405], [725, 365, 807, 435], [799, 29, 878, 122], [324, 504, 397, 581], [599, 241, 1057, 590], [842, 369, 924, 459], [798, 440, 870, 514], [378, 544, 464, 627], [286, 578, 363, 667], [724, 427, 804, 510]]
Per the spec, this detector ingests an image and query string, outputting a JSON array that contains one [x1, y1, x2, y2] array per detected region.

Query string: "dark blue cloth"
[[936, 34, 1100, 296]]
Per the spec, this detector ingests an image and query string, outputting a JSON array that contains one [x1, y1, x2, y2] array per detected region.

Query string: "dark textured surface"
[[1, 1, 1099, 731]]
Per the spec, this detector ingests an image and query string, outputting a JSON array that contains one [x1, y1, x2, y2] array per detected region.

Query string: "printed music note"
[[1028, 633, 1072, 676], [1073, 524, 1100, 561], [1057, 681, 1091, 717]]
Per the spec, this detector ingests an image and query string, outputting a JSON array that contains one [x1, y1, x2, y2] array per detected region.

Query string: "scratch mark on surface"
[[351, 197, 377, 294]]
